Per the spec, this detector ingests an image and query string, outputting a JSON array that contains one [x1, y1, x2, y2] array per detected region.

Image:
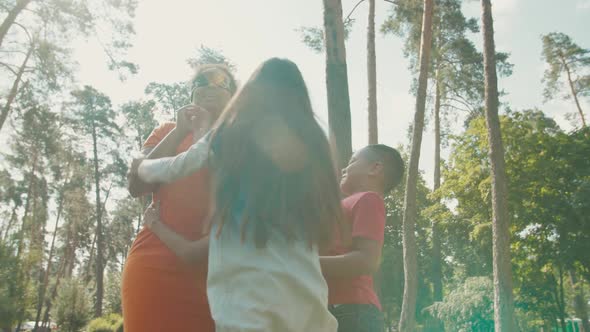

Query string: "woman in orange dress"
[[122, 64, 237, 332]]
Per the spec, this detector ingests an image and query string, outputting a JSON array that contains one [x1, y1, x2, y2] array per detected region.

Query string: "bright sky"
[[74, 0, 590, 189]]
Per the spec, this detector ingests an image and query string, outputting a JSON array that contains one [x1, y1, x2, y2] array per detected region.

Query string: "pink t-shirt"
[[324, 191, 386, 310]]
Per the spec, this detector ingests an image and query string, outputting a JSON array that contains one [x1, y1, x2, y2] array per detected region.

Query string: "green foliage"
[[69, 85, 124, 185], [144, 82, 189, 120], [59, 187, 94, 253], [379, 157, 435, 329], [0, 241, 23, 329], [103, 270, 122, 315], [427, 276, 494, 332], [187, 45, 236, 72], [0, 0, 138, 136], [381, 0, 430, 64], [145, 45, 236, 120], [542, 32, 590, 101], [106, 198, 141, 266], [53, 279, 92, 332], [380, 186, 406, 328], [381, 0, 512, 119], [440, 109, 590, 327], [4, 88, 59, 280], [297, 18, 355, 53], [69, 85, 123, 315], [120, 100, 158, 149], [298, 25, 325, 53], [69, 86, 120, 137], [86, 313, 123, 332], [87, 319, 114, 332]]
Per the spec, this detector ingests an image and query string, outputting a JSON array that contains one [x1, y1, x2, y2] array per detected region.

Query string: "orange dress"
[[122, 123, 214, 332]]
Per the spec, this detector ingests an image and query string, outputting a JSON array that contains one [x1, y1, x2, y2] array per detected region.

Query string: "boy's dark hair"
[[364, 144, 405, 194]]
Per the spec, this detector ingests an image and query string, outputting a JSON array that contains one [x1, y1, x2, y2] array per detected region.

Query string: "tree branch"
[[439, 56, 467, 67], [0, 48, 31, 55], [445, 95, 477, 113], [0, 62, 19, 75], [93, 27, 119, 67], [343, 0, 398, 25], [12, 21, 33, 44], [345, 0, 367, 22], [450, 90, 473, 103], [440, 103, 471, 114]]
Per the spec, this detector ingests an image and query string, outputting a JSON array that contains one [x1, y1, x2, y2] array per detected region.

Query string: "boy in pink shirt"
[[321, 144, 405, 332]]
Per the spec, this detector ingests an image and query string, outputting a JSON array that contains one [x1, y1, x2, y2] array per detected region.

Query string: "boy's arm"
[[320, 192, 385, 279], [320, 237, 381, 278], [144, 204, 209, 264]]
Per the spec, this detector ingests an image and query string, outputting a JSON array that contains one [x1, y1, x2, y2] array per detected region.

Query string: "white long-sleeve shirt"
[[137, 135, 210, 184]]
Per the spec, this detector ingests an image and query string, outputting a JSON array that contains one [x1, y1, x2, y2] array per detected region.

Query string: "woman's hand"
[[176, 104, 211, 138]]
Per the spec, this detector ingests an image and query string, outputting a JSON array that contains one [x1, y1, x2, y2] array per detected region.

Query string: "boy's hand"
[[143, 202, 161, 230]]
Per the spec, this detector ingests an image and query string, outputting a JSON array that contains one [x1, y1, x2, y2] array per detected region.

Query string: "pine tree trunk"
[[41, 255, 69, 328], [43, 225, 80, 326], [86, 184, 112, 280], [86, 230, 97, 280], [66, 222, 80, 279], [29, 173, 47, 325], [17, 150, 38, 258], [16, 272, 32, 332], [15, 153, 37, 332], [367, 0, 378, 145], [29, 181, 41, 250], [0, 44, 33, 133], [0, 204, 18, 242], [323, 0, 353, 168], [91, 121, 104, 317], [557, 266, 568, 332], [560, 54, 587, 128], [570, 269, 590, 332], [432, 70, 443, 303], [0, 0, 33, 49], [399, 0, 434, 331], [33, 193, 65, 331], [481, 1, 516, 331], [431, 69, 445, 332]]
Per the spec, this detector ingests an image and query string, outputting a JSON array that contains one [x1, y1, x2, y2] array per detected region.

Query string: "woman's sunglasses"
[[192, 69, 232, 92], [190, 69, 233, 103]]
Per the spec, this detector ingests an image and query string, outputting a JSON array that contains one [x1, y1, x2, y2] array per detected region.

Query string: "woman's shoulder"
[[143, 122, 177, 148], [154, 121, 177, 135]]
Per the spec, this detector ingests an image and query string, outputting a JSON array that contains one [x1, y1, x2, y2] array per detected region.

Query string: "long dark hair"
[[207, 58, 342, 248]]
